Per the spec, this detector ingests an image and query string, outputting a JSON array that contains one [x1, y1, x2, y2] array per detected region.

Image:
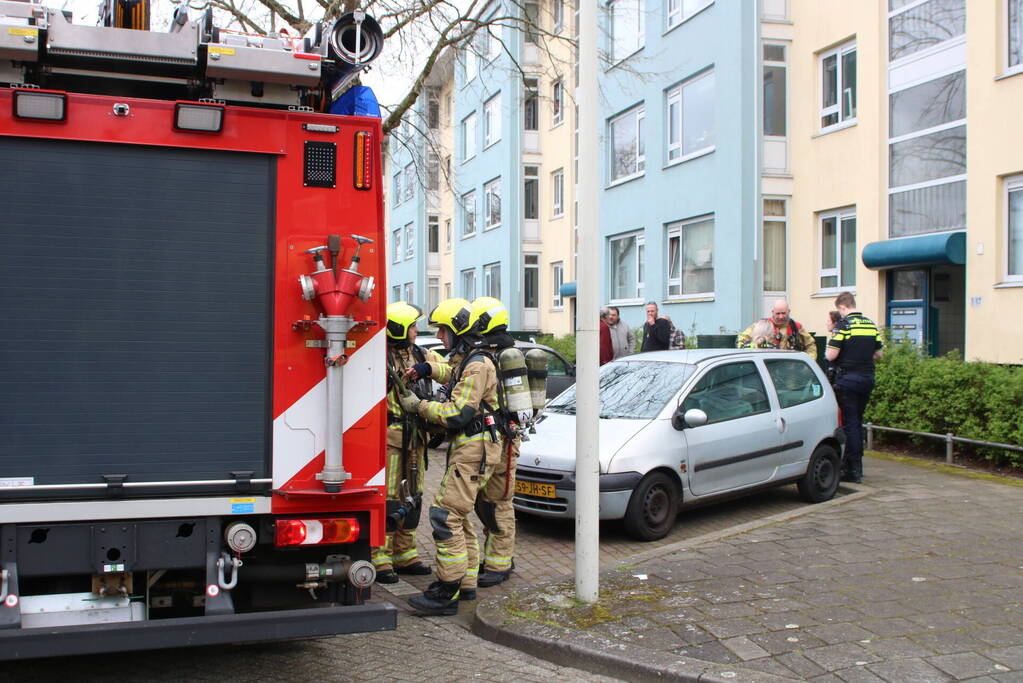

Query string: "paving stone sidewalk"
[[474, 455, 1023, 682]]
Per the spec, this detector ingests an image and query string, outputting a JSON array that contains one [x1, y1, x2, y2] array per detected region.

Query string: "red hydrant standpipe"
[[298, 235, 375, 492]]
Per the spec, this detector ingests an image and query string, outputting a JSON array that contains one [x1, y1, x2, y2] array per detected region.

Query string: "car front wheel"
[[623, 471, 680, 541], [797, 444, 841, 503]]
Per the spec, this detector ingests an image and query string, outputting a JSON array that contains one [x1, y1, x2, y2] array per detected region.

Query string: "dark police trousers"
[[834, 371, 875, 478]]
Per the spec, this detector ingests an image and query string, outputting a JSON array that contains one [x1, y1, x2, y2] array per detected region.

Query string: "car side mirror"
[[672, 407, 708, 431]]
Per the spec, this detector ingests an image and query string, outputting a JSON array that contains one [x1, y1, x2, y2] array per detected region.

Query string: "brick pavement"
[[475, 455, 1023, 682]]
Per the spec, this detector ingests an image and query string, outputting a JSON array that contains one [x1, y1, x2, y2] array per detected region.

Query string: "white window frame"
[[1006, 174, 1023, 282], [392, 228, 401, 264], [428, 214, 440, 254], [818, 40, 857, 133], [404, 222, 414, 260], [403, 163, 415, 201], [667, 0, 713, 31], [483, 262, 501, 299], [524, 165, 540, 220], [461, 190, 477, 238], [553, 0, 564, 32], [551, 169, 564, 218], [609, 0, 645, 64], [392, 171, 401, 207], [391, 284, 401, 302], [403, 282, 414, 303], [524, 253, 540, 309], [818, 207, 857, 292], [484, 177, 502, 230], [484, 93, 501, 148], [608, 230, 645, 304], [552, 79, 564, 126], [460, 268, 477, 300], [428, 277, 441, 312], [444, 218, 452, 252], [666, 216, 715, 300], [1008, 0, 1023, 76], [462, 112, 477, 161], [666, 70, 715, 165], [609, 105, 645, 184], [551, 261, 564, 309], [762, 198, 788, 294]]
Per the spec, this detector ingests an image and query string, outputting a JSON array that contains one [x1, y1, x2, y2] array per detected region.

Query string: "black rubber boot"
[[395, 562, 432, 576], [375, 569, 399, 584], [459, 588, 477, 601], [477, 568, 513, 588], [407, 580, 461, 616]]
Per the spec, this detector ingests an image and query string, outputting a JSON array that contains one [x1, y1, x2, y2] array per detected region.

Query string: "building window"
[[609, 0, 644, 63], [391, 284, 401, 302], [392, 228, 401, 263], [609, 231, 645, 302], [444, 218, 452, 251], [427, 87, 440, 129], [524, 78, 539, 130], [610, 105, 645, 182], [428, 214, 439, 254], [524, 2, 540, 44], [392, 172, 401, 207], [889, 0, 965, 63], [404, 282, 414, 303], [427, 152, 440, 191], [763, 44, 786, 137], [482, 13, 501, 62], [552, 79, 564, 125], [428, 277, 441, 311], [1007, 175, 1023, 280], [819, 208, 856, 290], [444, 282, 452, 299], [888, 70, 966, 237], [819, 40, 856, 130], [1011, 0, 1023, 70], [484, 177, 502, 230], [461, 268, 477, 299], [404, 163, 415, 201], [524, 165, 539, 220], [552, 261, 564, 308], [524, 254, 539, 308], [461, 190, 477, 238], [484, 93, 501, 147], [484, 262, 501, 299], [666, 216, 714, 298], [666, 70, 714, 163], [551, 169, 564, 217], [763, 199, 787, 292], [553, 0, 564, 32], [404, 222, 414, 260], [464, 44, 477, 82], [462, 112, 477, 161], [667, 0, 713, 29]]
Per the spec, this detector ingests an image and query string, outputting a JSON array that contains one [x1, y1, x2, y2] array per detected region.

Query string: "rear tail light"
[[274, 518, 360, 547], [353, 130, 372, 190], [174, 101, 225, 132]]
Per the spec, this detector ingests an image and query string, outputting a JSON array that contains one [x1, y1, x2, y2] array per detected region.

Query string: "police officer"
[[825, 292, 883, 483], [372, 302, 446, 583], [469, 297, 519, 588], [399, 298, 503, 615]]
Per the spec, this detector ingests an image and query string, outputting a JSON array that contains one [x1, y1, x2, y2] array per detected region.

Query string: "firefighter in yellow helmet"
[[371, 302, 447, 584], [469, 297, 519, 588], [399, 298, 503, 615]]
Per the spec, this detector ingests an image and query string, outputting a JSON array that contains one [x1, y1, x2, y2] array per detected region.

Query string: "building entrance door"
[[886, 266, 964, 356]]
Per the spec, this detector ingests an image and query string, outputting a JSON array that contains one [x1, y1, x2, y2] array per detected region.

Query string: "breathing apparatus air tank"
[[497, 347, 533, 426], [524, 349, 548, 412]]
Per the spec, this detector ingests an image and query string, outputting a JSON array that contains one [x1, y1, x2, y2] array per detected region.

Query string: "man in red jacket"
[[599, 307, 614, 365]]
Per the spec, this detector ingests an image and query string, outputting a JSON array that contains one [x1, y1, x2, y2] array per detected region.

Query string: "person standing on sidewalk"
[[825, 292, 883, 483], [399, 298, 503, 615], [599, 308, 614, 365], [640, 302, 671, 352], [606, 306, 635, 358]]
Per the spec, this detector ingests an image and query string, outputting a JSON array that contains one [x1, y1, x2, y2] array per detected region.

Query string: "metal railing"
[[865, 423, 1023, 465]]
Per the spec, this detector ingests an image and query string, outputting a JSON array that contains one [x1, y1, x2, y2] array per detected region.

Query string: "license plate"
[[515, 480, 556, 498]]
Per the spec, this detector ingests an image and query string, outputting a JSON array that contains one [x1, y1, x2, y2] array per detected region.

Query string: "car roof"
[[620, 349, 808, 364]]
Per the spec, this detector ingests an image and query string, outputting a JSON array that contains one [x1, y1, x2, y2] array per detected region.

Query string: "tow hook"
[[216, 552, 242, 590]]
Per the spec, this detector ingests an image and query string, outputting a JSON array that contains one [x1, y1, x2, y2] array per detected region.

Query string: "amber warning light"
[[354, 130, 373, 190], [275, 518, 361, 547]]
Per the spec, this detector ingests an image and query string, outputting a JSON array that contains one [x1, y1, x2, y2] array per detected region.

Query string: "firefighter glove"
[[409, 362, 432, 379], [399, 393, 422, 414]]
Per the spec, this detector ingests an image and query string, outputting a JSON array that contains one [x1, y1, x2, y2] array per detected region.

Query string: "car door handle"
[[775, 417, 786, 433]]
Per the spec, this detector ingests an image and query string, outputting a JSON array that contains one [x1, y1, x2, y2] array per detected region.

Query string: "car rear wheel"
[[623, 471, 680, 541], [797, 444, 840, 503]]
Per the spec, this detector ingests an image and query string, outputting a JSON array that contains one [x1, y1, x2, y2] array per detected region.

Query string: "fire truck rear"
[[0, 0, 395, 658]]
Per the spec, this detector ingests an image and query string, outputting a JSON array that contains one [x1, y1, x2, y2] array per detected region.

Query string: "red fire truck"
[[0, 0, 395, 658]]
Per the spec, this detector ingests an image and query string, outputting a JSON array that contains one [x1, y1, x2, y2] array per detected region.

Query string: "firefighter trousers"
[[479, 438, 519, 573], [429, 437, 501, 585], [372, 441, 425, 573]]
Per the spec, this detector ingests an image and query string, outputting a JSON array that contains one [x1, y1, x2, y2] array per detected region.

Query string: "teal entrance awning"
[[861, 231, 966, 270], [560, 281, 577, 297]]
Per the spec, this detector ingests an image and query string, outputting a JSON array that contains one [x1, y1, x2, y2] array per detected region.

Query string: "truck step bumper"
[[0, 602, 397, 661]]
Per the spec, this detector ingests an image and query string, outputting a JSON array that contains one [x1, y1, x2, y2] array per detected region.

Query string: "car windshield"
[[546, 360, 695, 419]]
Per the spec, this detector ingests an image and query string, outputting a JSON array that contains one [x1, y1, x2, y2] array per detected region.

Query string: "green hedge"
[[535, 333, 577, 364], [866, 343, 1023, 468]]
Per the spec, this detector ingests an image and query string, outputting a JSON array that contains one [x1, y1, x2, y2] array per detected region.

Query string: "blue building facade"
[[596, 0, 760, 337]]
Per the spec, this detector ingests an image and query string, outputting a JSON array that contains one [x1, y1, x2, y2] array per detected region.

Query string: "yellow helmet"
[[428, 297, 473, 335], [470, 296, 509, 335], [386, 301, 422, 342]]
